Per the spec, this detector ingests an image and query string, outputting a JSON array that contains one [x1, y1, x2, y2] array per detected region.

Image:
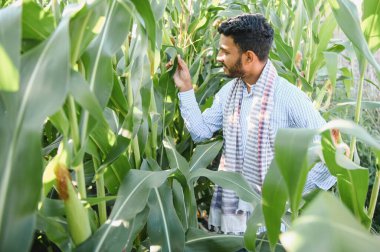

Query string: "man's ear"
[[244, 50, 259, 64]]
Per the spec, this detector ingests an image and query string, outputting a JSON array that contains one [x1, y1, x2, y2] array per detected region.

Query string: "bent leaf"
[[190, 169, 260, 204], [280, 192, 380, 252], [185, 228, 244, 252], [189, 140, 223, 173], [77, 169, 173, 252], [164, 136, 190, 177]]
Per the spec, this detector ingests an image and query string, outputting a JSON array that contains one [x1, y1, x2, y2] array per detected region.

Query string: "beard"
[[223, 56, 245, 78]]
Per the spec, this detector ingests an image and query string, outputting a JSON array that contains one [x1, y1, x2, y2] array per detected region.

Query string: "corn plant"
[[1, 0, 380, 252]]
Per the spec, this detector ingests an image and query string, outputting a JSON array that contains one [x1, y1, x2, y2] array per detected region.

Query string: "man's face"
[[216, 34, 245, 78]]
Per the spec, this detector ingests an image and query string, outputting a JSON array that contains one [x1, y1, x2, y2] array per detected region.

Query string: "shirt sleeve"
[[287, 86, 337, 193], [178, 88, 226, 143], [289, 88, 326, 129]]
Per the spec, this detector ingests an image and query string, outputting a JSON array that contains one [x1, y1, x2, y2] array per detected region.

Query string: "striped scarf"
[[209, 60, 278, 233]]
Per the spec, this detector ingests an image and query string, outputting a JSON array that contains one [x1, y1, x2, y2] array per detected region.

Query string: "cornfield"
[[0, 0, 380, 251]]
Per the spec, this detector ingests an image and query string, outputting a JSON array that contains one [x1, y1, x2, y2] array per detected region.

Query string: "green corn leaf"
[[280, 192, 380, 252], [88, 111, 130, 194], [69, 71, 106, 125], [37, 199, 71, 251], [147, 183, 185, 252], [274, 33, 293, 70], [362, 0, 380, 52], [82, 0, 131, 109], [195, 74, 223, 105], [164, 136, 190, 177], [137, 119, 150, 158], [275, 128, 317, 216], [172, 180, 190, 230], [333, 100, 380, 110], [69, 0, 106, 65], [184, 228, 245, 252], [328, 0, 380, 75], [190, 169, 261, 204], [0, 13, 70, 251], [87, 109, 115, 157], [78, 1, 132, 161], [130, 0, 156, 51], [302, 0, 319, 19], [321, 131, 370, 227], [150, 0, 167, 20], [77, 207, 150, 252], [98, 107, 142, 172], [22, 0, 54, 41], [171, 169, 198, 229], [189, 140, 223, 173], [127, 31, 150, 109], [0, 3, 20, 92], [262, 160, 289, 249], [83, 196, 118, 206], [324, 52, 338, 88], [76, 169, 173, 252], [49, 109, 70, 136], [36, 214, 71, 252], [156, 70, 178, 127], [309, 13, 337, 82], [122, 207, 150, 252], [243, 206, 266, 252], [319, 120, 380, 150], [103, 156, 132, 194], [340, 67, 353, 97], [108, 73, 128, 116]]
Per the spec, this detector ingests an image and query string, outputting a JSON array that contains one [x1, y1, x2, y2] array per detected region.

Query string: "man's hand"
[[167, 55, 193, 92]]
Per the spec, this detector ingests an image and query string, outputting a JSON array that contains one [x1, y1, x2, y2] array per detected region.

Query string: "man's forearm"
[[178, 89, 218, 142]]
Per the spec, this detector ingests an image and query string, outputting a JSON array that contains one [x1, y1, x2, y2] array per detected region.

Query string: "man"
[[171, 14, 336, 234]]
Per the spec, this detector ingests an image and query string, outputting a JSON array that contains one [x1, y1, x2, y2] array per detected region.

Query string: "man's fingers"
[[177, 55, 184, 70], [166, 54, 187, 73], [165, 60, 173, 69]]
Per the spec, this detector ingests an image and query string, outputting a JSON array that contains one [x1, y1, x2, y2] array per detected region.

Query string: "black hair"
[[218, 14, 274, 61]]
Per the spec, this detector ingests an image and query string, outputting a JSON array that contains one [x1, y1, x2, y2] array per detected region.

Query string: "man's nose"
[[216, 54, 223, 63]]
